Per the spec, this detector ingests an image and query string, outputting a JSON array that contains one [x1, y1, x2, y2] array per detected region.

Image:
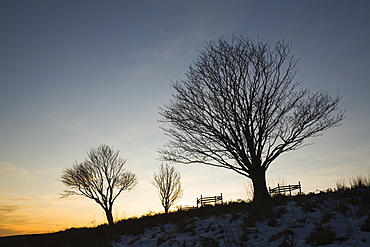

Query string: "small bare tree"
[[151, 163, 184, 213], [60, 144, 138, 225], [159, 35, 345, 207]]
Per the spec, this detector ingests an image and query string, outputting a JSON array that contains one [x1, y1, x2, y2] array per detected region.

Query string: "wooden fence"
[[269, 181, 301, 196], [196, 193, 223, 208]]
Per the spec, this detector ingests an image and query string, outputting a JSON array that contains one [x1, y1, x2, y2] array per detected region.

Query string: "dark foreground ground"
[[1, 186, 370, 247]]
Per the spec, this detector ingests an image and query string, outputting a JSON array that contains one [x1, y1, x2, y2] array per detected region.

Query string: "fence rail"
[[269, 181, 301, 196], [196, 193, 223, 207]]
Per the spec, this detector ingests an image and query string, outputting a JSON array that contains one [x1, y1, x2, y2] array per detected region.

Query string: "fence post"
[[221, 193, 223, 204], [277, 183, 280, 194], [289, 184, 292, 196], [298, 181, 301, 194]]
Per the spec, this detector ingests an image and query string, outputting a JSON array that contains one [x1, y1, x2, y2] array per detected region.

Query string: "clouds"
[[0, 205, 20, 214], [0, 192, 106, 236], [0, 161, 29, 177], [0, 201, 28, 236], [0, 0, 369, 237]]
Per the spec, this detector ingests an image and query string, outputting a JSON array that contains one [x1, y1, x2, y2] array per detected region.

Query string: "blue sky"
[[0, 0, 369, 236]]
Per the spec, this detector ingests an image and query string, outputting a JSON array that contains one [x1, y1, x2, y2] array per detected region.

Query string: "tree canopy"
[[61, 144, 138, 225], [151, 163, 184, 213], [159, 35, 345, 205]]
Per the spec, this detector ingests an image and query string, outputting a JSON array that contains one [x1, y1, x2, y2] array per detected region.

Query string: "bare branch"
[[151, 163, 184, 213], [159, 35, 345, 204], [60, 144, 138, 225]]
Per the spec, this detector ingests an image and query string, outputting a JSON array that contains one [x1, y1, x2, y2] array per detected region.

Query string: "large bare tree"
[[159, 35, 345, 206], [151, 163, 184, 213], [61, 144, 138, 225]]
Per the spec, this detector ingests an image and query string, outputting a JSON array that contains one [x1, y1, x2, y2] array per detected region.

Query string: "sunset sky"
[[1, 0, 369, 237]]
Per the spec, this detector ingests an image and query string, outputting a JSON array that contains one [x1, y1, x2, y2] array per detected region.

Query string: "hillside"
[[1, 186, 370, 246]]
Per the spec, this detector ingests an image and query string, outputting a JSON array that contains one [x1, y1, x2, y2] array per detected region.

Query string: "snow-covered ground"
[[112, 195, 370, 246]]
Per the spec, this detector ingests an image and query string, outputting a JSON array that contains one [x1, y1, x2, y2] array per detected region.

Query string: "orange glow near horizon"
[[1, 0, 370, 239]]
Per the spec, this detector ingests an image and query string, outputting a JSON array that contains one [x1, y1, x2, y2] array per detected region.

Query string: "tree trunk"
[[250, 167, 272, 216], [104, 208, 114, 226], [164, 201, 169, 214]]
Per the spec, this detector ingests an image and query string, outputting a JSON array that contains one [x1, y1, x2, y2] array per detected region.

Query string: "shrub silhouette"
[[305, 225, 336, 246]]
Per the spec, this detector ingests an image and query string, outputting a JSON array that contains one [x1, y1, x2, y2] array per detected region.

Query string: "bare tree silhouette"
[[159, 35, 345, 207], [151, 163, 184, 213], [60, 144, 138, 225]]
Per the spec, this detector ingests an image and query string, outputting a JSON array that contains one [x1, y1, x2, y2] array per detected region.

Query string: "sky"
[[0, 0, 369, 237]]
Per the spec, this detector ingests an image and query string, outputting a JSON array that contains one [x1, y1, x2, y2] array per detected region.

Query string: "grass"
[[336, 172, 370, 191], [305, 225, 336, 246], [1, 173, 369, 246]]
